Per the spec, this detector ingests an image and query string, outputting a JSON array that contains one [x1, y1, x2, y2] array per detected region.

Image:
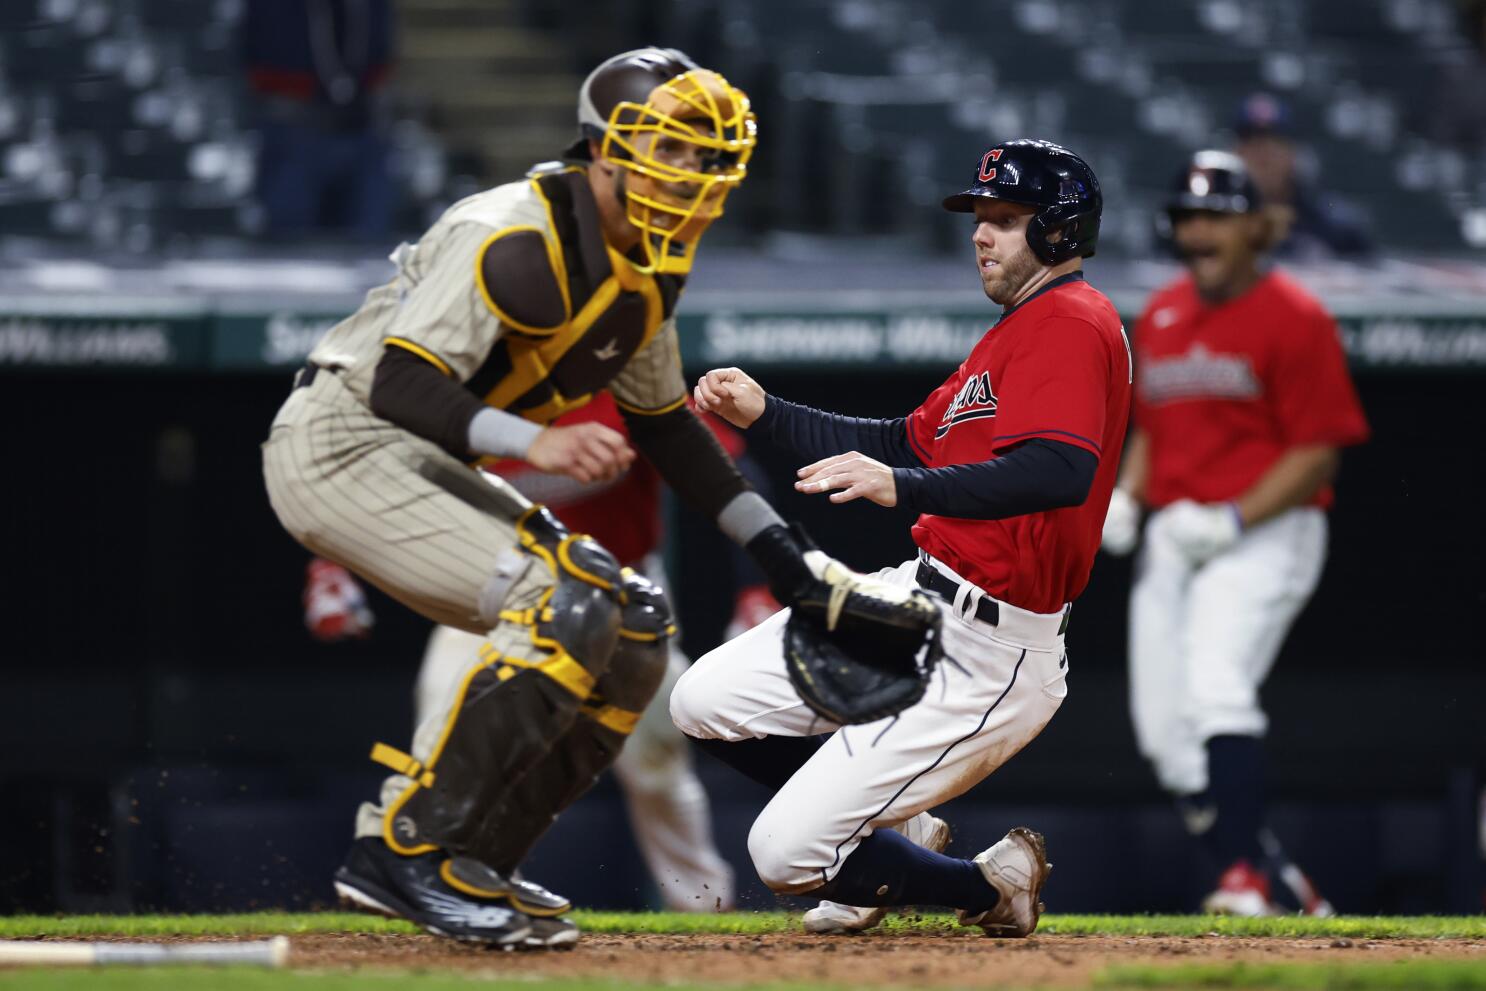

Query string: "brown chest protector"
[[465, 169, 684, 426]]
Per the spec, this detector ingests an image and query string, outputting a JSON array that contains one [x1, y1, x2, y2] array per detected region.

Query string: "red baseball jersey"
[[1133, 270, 1369, 509], [484, 393, 745, 567], [908, 275, 1132, 614]]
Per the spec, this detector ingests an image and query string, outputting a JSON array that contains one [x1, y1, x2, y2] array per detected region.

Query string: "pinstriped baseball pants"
[[262, 367, 534, 634]]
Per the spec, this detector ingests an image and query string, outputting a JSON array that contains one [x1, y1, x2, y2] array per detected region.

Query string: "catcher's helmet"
[[1165, 149, 1261, 217], [942, 138, 1102, 265], [563, 47, 757, 276]]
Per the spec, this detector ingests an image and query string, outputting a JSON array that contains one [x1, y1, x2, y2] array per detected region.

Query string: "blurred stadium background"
[[1, 0, 1483, 918]]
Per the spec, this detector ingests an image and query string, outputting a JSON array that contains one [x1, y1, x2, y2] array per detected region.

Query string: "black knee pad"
[[506, 505, 626, 687], [601, 568, 676, 713]]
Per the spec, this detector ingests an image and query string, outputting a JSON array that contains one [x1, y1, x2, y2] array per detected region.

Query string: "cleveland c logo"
[[979, 148, 1003, 182]]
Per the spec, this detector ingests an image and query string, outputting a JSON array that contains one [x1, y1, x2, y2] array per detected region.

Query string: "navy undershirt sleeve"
[[750, 395, 924, 468], [892, 438, 1098, 519]]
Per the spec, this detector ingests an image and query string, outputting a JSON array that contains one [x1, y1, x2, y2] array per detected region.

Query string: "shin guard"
[[470, 568, 675, 873], [370, 507, 624, 856]]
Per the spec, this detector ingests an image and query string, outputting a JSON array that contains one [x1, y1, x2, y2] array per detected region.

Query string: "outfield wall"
[[2, 296, 1486, 373], [0, 296, 1481, 916]]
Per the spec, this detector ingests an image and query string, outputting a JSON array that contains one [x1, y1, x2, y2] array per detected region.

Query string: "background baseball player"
[[671, 140, 1130, 936], [261, 47, 831, 948], [1101, 151, 1370, 916]]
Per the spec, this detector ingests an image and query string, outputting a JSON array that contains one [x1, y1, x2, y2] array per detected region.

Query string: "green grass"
[[0, 970, 840, 991], [1, 912, 1484, 940], [1036, 915, 1486, 940], [1100, 960, 1486, 990], [3, 962, 1485, 991]]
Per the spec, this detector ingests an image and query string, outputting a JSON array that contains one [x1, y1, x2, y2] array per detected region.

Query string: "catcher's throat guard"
[[784, 551, 943, 726]]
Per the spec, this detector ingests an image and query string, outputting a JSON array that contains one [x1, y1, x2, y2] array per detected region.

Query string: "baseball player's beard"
[[982, 244, 1043, 306]]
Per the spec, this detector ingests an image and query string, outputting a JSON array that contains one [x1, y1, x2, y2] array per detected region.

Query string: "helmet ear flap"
[[1028, 205, 1098, 265]]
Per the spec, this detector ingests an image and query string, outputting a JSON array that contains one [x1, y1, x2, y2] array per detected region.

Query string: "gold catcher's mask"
[[565, 48, 756, 275]]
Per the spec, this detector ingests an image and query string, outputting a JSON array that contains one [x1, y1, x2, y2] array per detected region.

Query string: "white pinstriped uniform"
[[261, 171, 690, 842], [263, 174, 687, 631]]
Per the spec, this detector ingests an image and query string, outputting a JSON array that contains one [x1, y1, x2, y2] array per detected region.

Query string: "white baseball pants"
[[670, 555, 1068, 895], [1128, 506, 1328, 795]]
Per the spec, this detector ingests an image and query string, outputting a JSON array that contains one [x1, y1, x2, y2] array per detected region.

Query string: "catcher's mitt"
[[783, 551, 943, 725]]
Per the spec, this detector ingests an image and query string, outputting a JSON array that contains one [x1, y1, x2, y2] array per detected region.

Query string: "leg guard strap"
[[580, 702, 642, 736], [483, 638, 596, 699], [370, 742, 436, 788]]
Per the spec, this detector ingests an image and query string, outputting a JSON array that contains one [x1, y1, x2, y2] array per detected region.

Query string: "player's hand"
[[694, 367, 766, 429], [1101, 488, 1142, 556], [1152, 499, 1242, 565], [795, 451, 898, 507], [526, 422, 635, 484]]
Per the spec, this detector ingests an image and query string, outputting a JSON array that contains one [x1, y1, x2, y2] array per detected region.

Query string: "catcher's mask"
[[565, 47, 757, 275]]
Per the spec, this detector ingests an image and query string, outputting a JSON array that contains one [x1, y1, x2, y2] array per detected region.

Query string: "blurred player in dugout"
[[1101, 151, 1369, 915], [304, 394, 787, 912]]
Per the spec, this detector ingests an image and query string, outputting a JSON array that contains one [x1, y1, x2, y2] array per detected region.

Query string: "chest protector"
[[467, 167, 684, 425]]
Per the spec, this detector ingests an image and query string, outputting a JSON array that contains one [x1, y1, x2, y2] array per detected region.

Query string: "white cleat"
[[957, 826, 1051, 938], [1201, 860, 1278, 917], [802, 813, 952, 934]]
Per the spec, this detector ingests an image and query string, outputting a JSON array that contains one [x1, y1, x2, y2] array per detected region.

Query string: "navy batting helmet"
[[942, 138, 1102, 264], [1165, 150, 1261, 217]]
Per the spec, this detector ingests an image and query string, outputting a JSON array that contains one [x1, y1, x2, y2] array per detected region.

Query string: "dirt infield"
[[255, 931, 1486, 987]]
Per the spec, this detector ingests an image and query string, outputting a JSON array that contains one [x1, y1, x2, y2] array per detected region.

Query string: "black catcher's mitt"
[[783, 551, 943, 725]]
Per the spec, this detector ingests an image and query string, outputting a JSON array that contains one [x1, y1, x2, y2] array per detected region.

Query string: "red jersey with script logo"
[[484, 393, 745, 566], [1133, 270, 1369, 509], [907, 275, 1132, 614]]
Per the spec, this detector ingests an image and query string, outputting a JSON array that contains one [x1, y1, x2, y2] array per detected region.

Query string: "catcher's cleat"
[[957, 827, 1051, 937], [1202, 860, 1278, 917], [522, 916, 581, 949], [333, 837, 532, 947], [442, 857, 572, 917], [802, 813, 952, 934]]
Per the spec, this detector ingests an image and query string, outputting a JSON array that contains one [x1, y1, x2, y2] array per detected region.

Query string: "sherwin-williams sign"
[[678, 309, 1486, 372], [0, 303, 1484, 373], [0, 312, 209, 369]]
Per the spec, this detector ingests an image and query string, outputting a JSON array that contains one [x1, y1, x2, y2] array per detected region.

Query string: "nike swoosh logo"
[[593, 339, 621, 361]]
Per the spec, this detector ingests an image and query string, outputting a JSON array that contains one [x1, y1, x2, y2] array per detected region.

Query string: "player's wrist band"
[[468, 407, 544, 460]]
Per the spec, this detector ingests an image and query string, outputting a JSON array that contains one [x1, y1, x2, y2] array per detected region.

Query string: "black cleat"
[[522, 916, 580, 949], [333, 837, 532, 947], [445, 858, 572, 917]]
